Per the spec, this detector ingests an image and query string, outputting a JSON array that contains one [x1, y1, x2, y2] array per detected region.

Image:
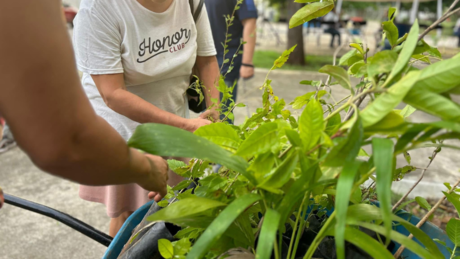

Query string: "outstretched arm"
[[0, 0, 167, 197]]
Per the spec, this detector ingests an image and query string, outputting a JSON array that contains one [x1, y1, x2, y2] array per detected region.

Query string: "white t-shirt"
[[73, 0, 216, 139]]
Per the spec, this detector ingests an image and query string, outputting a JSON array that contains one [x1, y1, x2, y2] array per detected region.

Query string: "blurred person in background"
[[205, 0, 258, 123], [0, 0, 169, 218], [72, 0, 220, 236], [323, 8, 341, 48]]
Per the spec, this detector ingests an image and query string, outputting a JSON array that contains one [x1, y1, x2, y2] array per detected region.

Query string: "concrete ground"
[[1, 69, 460, 258]]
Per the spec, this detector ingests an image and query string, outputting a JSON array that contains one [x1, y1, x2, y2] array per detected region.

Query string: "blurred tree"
[[286, 1, 306, 65]]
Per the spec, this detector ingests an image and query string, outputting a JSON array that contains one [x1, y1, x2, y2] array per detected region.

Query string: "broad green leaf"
[[258, 150, 299, 191], [364, 110, 405, 133], [346, 204, 445, 259], [285, 129, 303, 148], [447, 218, 460, 246], [194, 123, 241, 152], [367, 50, 398, 78], [382, 20, 398, 47], [273, 45, 296, 69], [290, 90, 327, 110], [299, 99, 324, 149], [249, 152, 276, 181], [325, 112, 341, 136], [186, 194, 261, 259], [159, 239, 174, 259], [372, 138, 394, 245], [415, 196, 431, 210], [399, 105, 416, 118], [428, 47, 442, 58], [339, 49, 357, 66], [385, 20, 419, 85], [199, 174, 227, 192], [413, 40, 431, 55], [174, 239, 191, 256], [361, 71, 420, 127], [444, 192, 460, 216], [167, 159, 187, 171], [347, 53, 364, 67], [319, 65, 351, 90], [325, 113, 363, 167], [413, 56, 460, 94], [256, 209, 280, 259], [289, 1, 335, 28], [147, 197, 226, 223], [129, 124, 255, 184], [404, 87, 460, 122], [335, 160, 363, 259], [236, 122, 278, 157], [348, 60, 366, 78]]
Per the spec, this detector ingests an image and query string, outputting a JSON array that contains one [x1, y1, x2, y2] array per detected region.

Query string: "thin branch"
[[418, 0, 460, 41], [393, 178, 460, 258], [220, 102, 241, 122], [391, 147, 441, 211]]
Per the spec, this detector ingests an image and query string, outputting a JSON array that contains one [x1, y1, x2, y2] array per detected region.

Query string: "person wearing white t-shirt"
[[73, 0, 220, 236]]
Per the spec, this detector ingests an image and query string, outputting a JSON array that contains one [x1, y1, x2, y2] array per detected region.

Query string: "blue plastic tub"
[[103, 201, 454, 259]]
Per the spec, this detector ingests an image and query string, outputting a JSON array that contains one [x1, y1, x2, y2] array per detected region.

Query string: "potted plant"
[[120, 1, 460, 259]]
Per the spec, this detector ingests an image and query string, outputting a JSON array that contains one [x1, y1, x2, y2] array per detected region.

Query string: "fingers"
[[199, 110, 211, 119], [148, 191, 157, 200], [153, 194, 163, 202]]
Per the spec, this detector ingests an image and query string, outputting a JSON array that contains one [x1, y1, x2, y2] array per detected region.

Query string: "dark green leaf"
[[385, 20, 419, 85], [159, 239, 174, 259], [372, 138, 394, 245], [361, 71, 420, 127], [415, 196, 431, 210], [319, 65, 352, 90], [299, 99, 324, 149], [447, 218, 460, 246], [236, 122, 279, 157], [258, 150, 299, 191], [194, 123, 241, 152], [186, 194, 261, 259], [289, 2, 335, 28], [129, 124, 255, 184], [335, 161, 363, 259], [256, 209, 281, 259], [173, 180, 194, 191], [382, 20, 399, 47]]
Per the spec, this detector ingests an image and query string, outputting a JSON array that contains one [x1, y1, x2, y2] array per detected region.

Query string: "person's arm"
[[91, 74, 211, 132], [240, 18, 257, 79], [196, 56, 220, 120], [0, 0, 167, 199]]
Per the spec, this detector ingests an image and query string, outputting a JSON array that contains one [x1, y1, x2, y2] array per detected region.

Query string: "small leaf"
[[273, 45, 296, 69], [404, 151, 411, 164], [400, 105, 416, 118], [350, 43, 364, 55], [339, 49, 358, 66], [319, 65, 352, 90], [172, 180, 194, 191], [256, 209, 281, 259], [174, 238, 192, 255], [444, 192, 460, 217], [194, 123, 241, 152], [236, 103, 246, 107], [258, 150, 299, 191], [289, 1, 335, 28], [415, 196, 431, 210], [236, 122, 279, 157], [348, 60, 367, 78], [159, 239, 174, 259], [294, 0, 319, 2], [299, 99, 324, 149], [382, 20, 399, 47], [248, 152, 276, 181], [388, 7, 397, 20], [447, 218, 460, 246]]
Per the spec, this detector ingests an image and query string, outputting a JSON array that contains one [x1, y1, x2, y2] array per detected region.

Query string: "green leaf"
[[236, 122, 278, 157], [249, 152, 277, 181], [174, 239, 192, 256], [364, 110, 405, 133], [289, 1, 335, 28], [339, 49, 357, 66], [258, 150, 299, 191], [325, 112, 341, 136], [400, 105, 416, 118], [299, 99, 324, 149], [294, 0, 319, 2], [388, 7, 397, 20], [285, 129, 303, 148], [290, 90, 327, 110], [404, 86, 460, 122], [348, 60, 367, 78], [335, 160, 363, 259], [273, 45, 296, 69], [414, 196, 431, 210], [412, 56, 460, 94], [350, 43, 364, 55], [404, 151, 411, 164], [186, 194, 261, 259], [194, 123, 241, 152], [447, 218, 460, 246], [372, 138, 394, 245], [385, 20, 419, 85], [159, 239, 174, 259], [129, 123, 255, 184], [173, 180, 194, 191], [382, 20, 399, 47], [367, 50, 398, 78], [319, 65, 352, 90], [428, 47, 442, 58], [147, 197, 226, 223], [361, 71, 420, 127], [444, 192, 460, 216], [300, 80, 321, 86], [256, 209, 280, 259]]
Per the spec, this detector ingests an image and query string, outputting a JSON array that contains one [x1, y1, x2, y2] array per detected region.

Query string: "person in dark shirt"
[[205, 0, 258, 122]]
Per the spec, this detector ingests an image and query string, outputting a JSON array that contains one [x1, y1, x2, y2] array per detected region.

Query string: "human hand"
[[137, 154, 168, 202], [200, 109, 219, 122], [240, 65, 254, 79], [183, 117, 211, 132]]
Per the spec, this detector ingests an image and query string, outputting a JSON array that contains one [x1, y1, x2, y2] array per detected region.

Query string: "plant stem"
[[273, 235, 281, 259], [324, 95, 351, 115], [224, 173, 240, 194], [303, 211, 336, 259], [221, 102, 241, 122], [287, 193, 308, 259], [450, 245, 457, 259], [291, 193, 312, 259], [393, 178, 460, 258], [418, 0, 460, 41], [392, 147, 441, 211], [325, 90, 371, 122]]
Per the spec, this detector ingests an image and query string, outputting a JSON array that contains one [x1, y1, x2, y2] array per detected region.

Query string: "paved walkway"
[[1, 69, 460, 258]]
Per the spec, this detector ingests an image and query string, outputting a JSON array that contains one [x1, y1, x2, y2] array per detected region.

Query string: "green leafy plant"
[[128, 1, 460, 259]]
